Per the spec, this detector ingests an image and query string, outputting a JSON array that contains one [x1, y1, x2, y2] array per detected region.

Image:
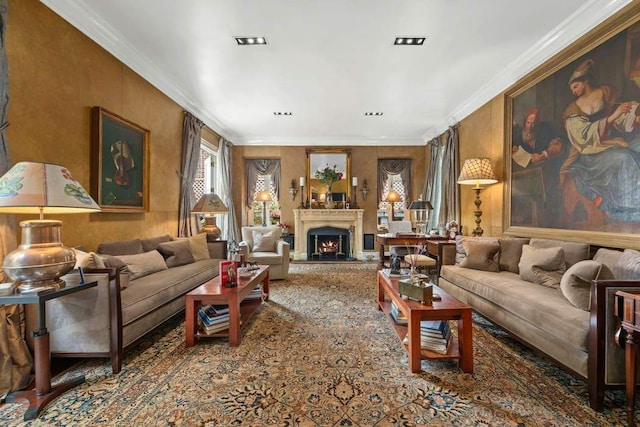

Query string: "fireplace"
[[307, 226, 350, 261], [293, 209, 364, 261]]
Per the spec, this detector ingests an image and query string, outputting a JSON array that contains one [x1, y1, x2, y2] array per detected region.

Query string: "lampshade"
[[384, 190, 402, 203], [0, 161, 101, 292], [191, 193, 228, 214], [256, 190, 272, 202], [0, 161, 101, 216], [408, 200, 433, 211], [457, 158, 498, 186]]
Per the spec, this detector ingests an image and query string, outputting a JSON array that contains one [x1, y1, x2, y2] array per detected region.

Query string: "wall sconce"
[[288, 179, 297, 201], [360, 179, 369, 200]]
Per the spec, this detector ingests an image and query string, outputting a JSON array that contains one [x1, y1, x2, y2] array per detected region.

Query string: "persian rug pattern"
[[0, 263, 632, 426]]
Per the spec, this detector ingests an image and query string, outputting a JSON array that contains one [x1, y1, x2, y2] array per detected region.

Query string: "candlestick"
[[299, 176, 305, 187], [352, 177, 358, 186], [298, 184, 306, 209]]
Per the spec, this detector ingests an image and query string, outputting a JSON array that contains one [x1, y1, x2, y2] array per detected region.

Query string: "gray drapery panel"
[[0, 0, 33, 400], [218, 137, 239, 243], [245, 159, 281, 206], [377, 159, 411, 204], [177, 112, 204, 237]]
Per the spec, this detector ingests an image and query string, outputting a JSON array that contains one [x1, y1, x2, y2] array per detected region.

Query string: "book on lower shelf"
[[197, 316, 229, 334], [390, 300, 407, 325], [198, 304, 230, 331], [243, 284, 263, 301], [402, 320, 452, 354]]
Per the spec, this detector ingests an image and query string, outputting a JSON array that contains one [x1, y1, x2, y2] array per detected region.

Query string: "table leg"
[[408, 311, 422, 373], [185, 296, 196, 347], [228, 293, 240, 347], [262, 269, 270, 301], [625, 329, 638, 427], [378, 244, 385, 270], [458, 309, 474, 374]]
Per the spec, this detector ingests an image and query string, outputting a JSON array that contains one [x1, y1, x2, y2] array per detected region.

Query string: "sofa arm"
[[588, 279, 640, 411]]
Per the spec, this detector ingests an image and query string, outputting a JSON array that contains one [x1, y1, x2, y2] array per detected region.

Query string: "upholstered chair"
[[239, 226, 290, 280]]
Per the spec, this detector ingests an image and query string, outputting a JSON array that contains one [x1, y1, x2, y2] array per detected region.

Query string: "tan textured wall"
[[5, 0, 187, 251], [233, 145, 426, 237]]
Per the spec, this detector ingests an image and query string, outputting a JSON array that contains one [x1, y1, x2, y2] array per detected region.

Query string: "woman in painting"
[[561, 58, 640, 223]]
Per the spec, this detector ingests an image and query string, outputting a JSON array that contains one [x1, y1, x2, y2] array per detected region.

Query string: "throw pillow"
[[252, 230, 277, 252], [518, 244, 566, 288], [498, 238, 530, 273], [454, 236, 499, 265], [181, 233, 210, 261], [114, 251, 168, 280], [157, 240, 196, 268], [529, 238, 589, 268], [560, 260, 614, 311], [97, 238, 144, 256], [613, 249, 640, 280], [459, 241, 500, 272], [592, 248, 623, 272], [71, 248, 105, 269], [98, 254, 128, 270], [140, 235, 172, 252]]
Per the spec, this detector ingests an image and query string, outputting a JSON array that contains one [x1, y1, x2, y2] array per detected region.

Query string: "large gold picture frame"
[[91, 106, 150, 213], [503, 4, 640, 249]]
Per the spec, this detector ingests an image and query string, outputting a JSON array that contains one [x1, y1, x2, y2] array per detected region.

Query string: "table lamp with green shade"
[[191, 193, 228, 240], [0, 161, 101, 292]]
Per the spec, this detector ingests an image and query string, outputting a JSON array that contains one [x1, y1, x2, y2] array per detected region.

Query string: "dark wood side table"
[[0, 281, 97, 421], [615, 289, 640, 426], [426, 240, 456, 277]]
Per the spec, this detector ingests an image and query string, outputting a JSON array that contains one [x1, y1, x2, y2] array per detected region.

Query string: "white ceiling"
[[41, 0, 631, 146]]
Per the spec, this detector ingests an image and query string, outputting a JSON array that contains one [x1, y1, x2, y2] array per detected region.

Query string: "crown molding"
[[234, 135, 425, 146], [421, 0, 632, 142]]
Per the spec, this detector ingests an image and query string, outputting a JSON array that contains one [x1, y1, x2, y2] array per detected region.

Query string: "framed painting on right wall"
[[503, 4, 640, 250]]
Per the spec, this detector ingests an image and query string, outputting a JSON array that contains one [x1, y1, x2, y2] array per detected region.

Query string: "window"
[[195, 140, 219, 200], [245, 159, 281, 226]]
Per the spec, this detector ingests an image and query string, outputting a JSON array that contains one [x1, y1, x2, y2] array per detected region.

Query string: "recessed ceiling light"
[[394, 37, 426, 46], [235, 36, 268, 45], [365, 112, 383, 116], [274, 112, 293, 116]]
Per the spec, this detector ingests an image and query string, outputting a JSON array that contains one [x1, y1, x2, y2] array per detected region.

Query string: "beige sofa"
[[26, 234, 226, 374], [239, 226, 290, 280], [437, 236, 640, 411]]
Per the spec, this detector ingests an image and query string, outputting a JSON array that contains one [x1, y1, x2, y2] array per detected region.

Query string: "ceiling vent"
[[394, 37, 426, 46], [235, 37, 267, 45], [273, 112, 293, 116], [365, 112, 384, 116]]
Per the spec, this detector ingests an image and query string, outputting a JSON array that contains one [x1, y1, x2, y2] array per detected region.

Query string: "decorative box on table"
[[398, 275, 433, 304]]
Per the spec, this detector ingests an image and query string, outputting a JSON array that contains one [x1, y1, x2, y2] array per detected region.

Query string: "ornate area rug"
[[0, 263, 633, 426]]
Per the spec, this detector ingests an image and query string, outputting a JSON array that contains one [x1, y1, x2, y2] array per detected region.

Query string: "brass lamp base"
[[2, 220, 76, 293], [201, 216, 221, 240]]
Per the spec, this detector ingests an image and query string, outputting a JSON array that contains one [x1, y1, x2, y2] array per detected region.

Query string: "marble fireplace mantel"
[[293, 209, 364, 261]]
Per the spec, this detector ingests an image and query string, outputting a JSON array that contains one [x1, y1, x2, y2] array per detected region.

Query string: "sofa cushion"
[[72, 248, 105, 269], [115, 251, 168, 280], [613, 249, 640, 280], [97, 238, 144, 256], [592, 248, 624, 272], [519, 244, 566, 288], [140, 235, 172, 252], [454, 236, 499, 265], [440, 265, 589, 352], [158, 240, 196, 268], [252, 230, 278, 252], [560, 260, 614, 311], [529, 238, 589, 268], [180, 233, 210, 261], [459, 241, 500, 272], [498, 238, 530, 273]]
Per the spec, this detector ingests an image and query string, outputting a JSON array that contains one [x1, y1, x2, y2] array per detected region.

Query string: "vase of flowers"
[[315, 164, 343, 209]]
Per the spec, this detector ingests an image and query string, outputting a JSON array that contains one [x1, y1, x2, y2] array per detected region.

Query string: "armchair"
[[239, 226, 290, 280]]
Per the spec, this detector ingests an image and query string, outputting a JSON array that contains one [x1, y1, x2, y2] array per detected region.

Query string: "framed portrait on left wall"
[[91, 106, 150, 212]]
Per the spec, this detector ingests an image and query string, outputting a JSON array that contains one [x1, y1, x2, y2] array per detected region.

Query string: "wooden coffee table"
[[377, 270, 473, 373], [185, 265, 269, 347]]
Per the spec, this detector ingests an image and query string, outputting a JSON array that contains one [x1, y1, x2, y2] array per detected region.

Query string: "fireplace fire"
[[320, 240, 338, 253], [307, 226, 350, 261]]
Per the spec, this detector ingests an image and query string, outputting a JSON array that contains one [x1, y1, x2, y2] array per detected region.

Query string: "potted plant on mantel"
[[314, 164, 343, 209]]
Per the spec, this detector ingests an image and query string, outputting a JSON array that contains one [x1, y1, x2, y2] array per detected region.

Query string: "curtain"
[[177, 112, 204, 237], [245, 159, 281, 206], [377, 159, 412, 204], [0, 0, 33, 400], [218, 137, 240, 243], [423, 125, 460, 230]]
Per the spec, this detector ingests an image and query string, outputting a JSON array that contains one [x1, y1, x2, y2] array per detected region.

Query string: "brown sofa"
[[437, 236, 640, 411], [26, 234, 227, 374]]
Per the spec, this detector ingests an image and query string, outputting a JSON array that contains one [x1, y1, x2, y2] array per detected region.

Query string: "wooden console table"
[[615, 290, 640, 426], [375, 233, 448, 270], [0, 281, 97, 421]]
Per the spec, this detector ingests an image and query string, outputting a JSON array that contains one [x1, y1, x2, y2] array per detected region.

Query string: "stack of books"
[[243, 284, 263, 301], [197, 304, 230, 334], [389, 300, 407, 325], [402, 320, 451, 354]]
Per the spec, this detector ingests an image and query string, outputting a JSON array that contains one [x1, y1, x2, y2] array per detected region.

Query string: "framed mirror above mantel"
[[306, 148, 351, 209]]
